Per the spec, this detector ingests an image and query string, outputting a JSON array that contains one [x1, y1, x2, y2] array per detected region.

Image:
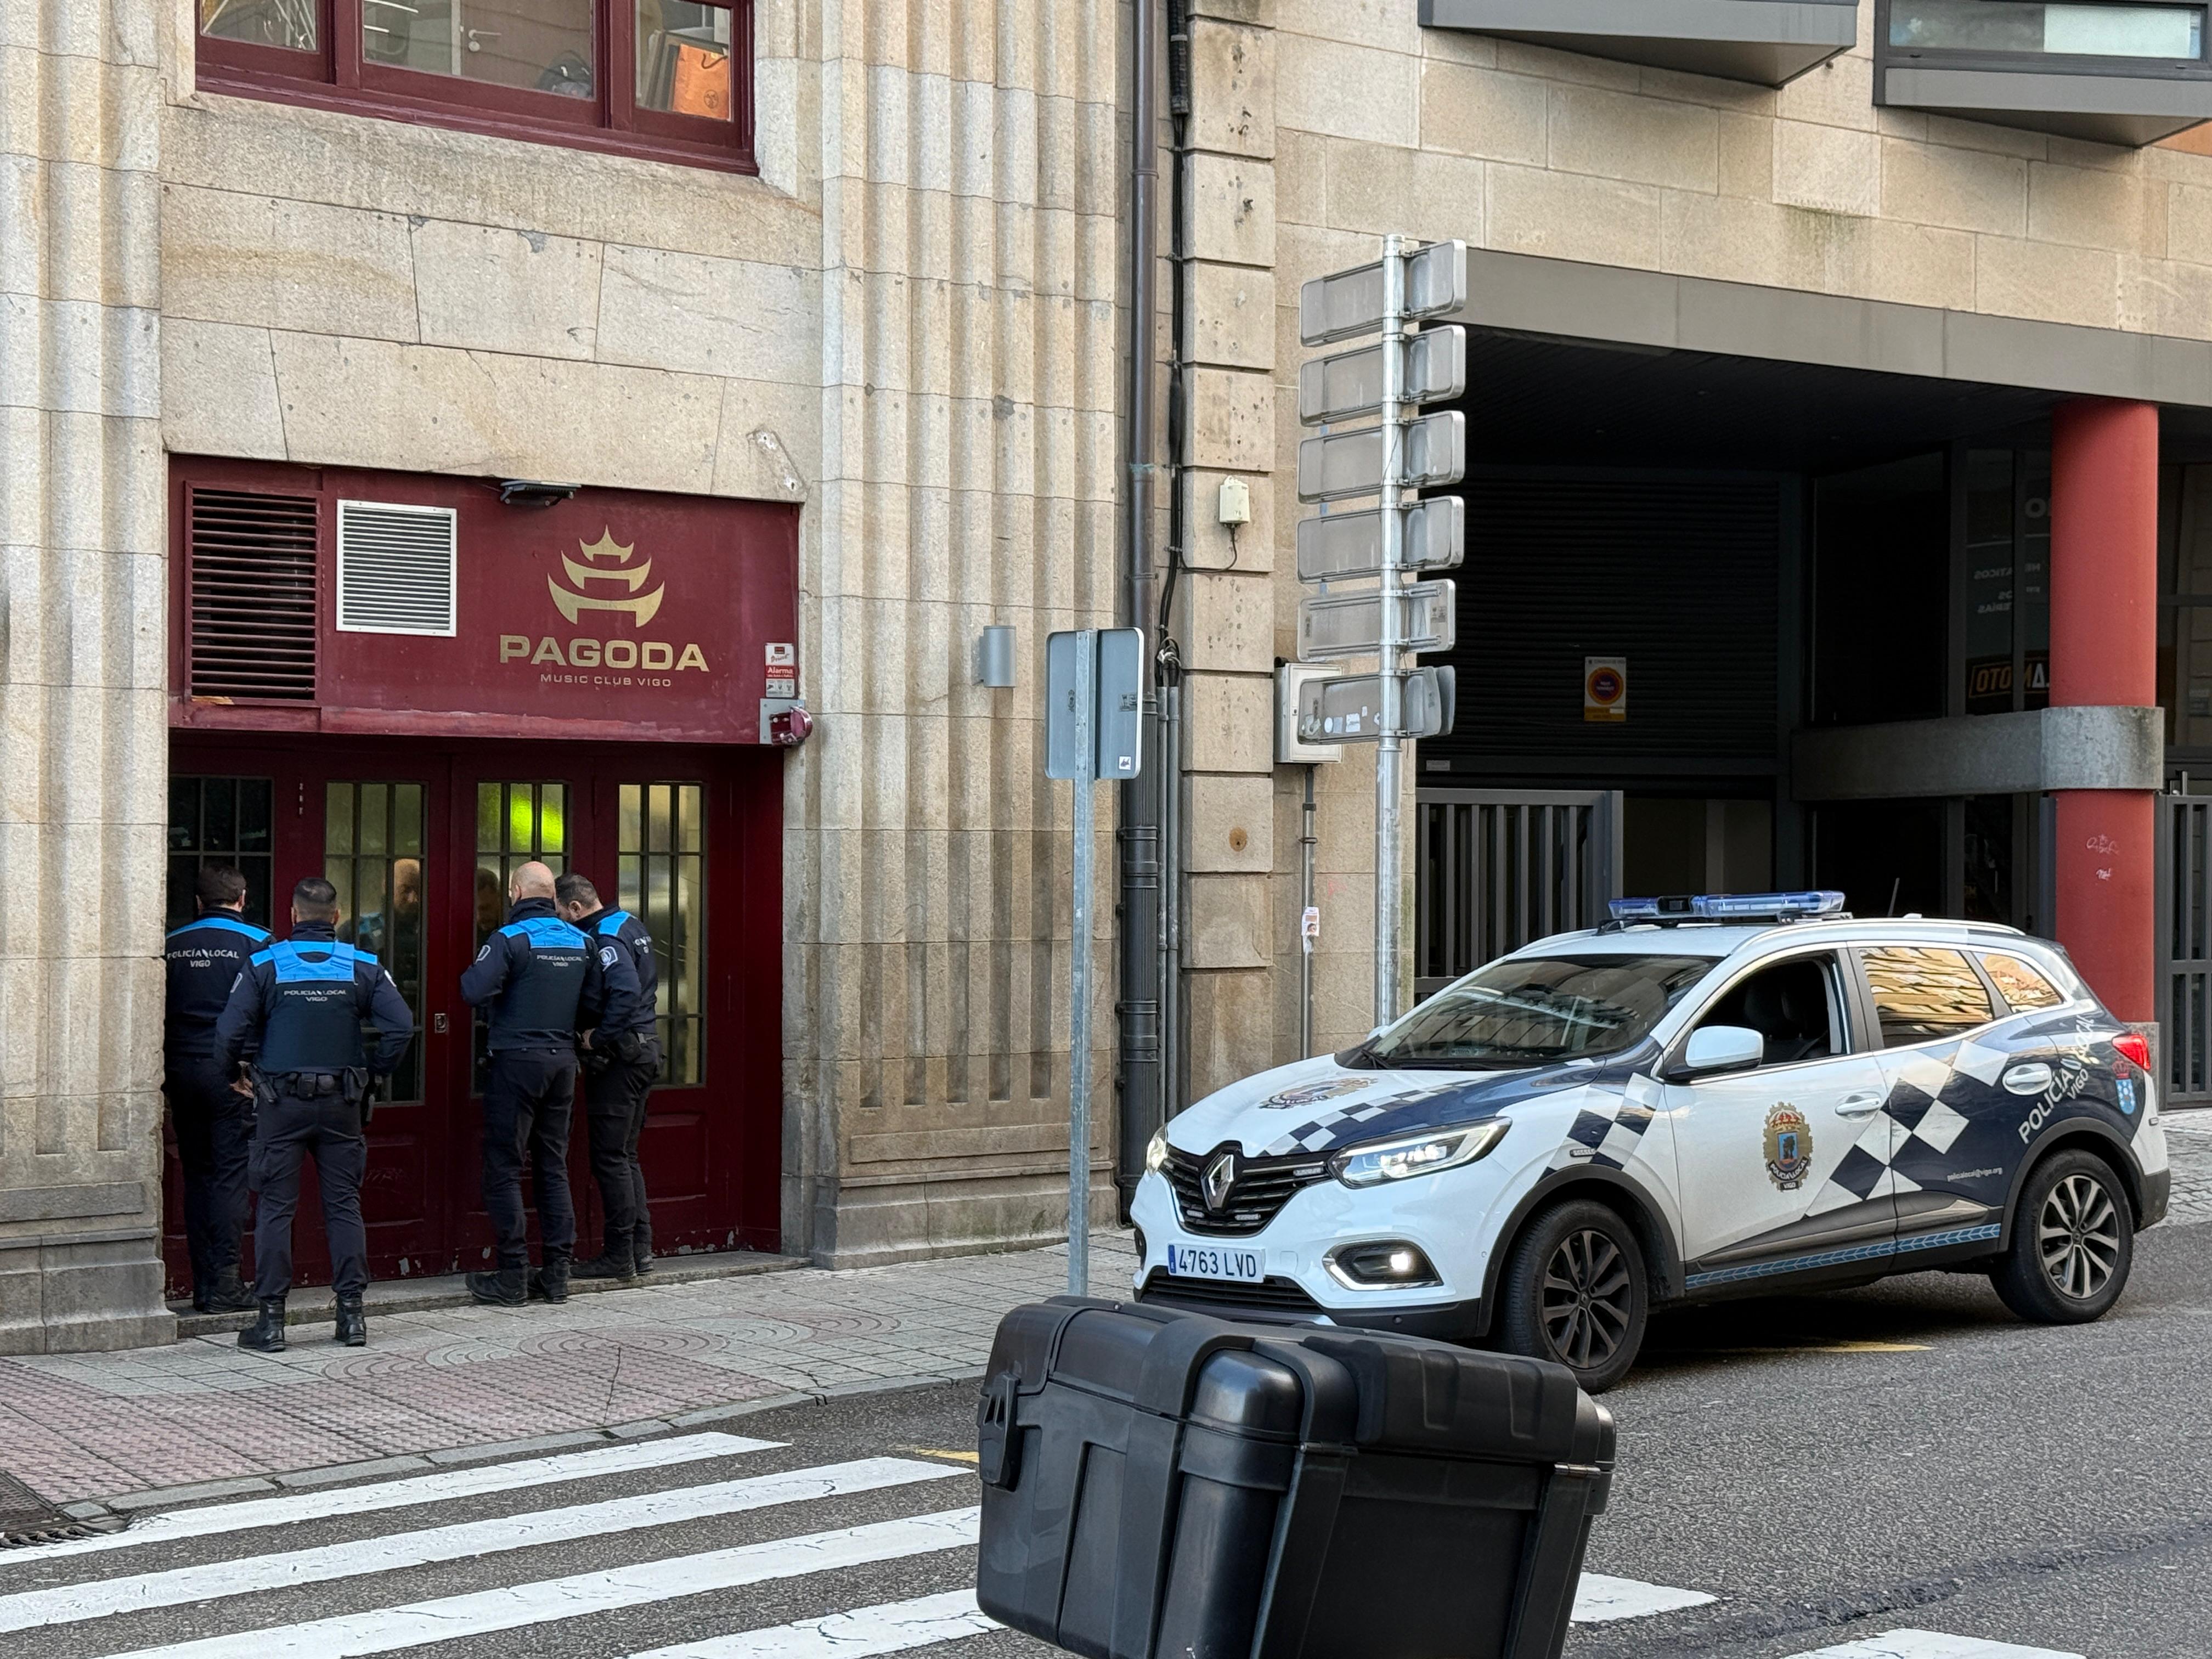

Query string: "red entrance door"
[[162, 735, 782, 1295]]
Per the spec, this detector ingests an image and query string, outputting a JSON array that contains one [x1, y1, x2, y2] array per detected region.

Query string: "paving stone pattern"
[[0, 1235, 1135, 1505]]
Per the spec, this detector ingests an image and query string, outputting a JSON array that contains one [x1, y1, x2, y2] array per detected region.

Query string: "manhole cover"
[[0, 1471, 88, 1548]]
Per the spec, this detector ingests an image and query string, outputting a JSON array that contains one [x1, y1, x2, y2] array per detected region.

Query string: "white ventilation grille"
[[336, 500, 458, 636]]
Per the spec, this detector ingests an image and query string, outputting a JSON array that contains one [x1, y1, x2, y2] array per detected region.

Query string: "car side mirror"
[[1677, 1024, 1765, 1077]]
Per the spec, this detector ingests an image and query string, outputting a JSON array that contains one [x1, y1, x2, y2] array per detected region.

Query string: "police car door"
[[1661, 948, 1900, 1283], [1854, 944, 2019, 1250]]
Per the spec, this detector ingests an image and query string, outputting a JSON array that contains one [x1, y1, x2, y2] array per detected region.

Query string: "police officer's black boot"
[[199, 1269, 256, 1315], [571, 1251, 635, 1283], [333, 1294, 367, 1347], [237, 1298, 287, 1353], [529, 1260, 571, 1304], [467, 1267, 528, 1306]]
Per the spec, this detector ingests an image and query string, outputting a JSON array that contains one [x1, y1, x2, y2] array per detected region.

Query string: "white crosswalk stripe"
[[625, 1589, 998, 1659], [94, 1507, 986, 1659], [1777, 1633, 2086, 1659], [2, 1458, 966, 1633], [2, 1432, 2068, 1659], [0, 1432, 778, 1570]]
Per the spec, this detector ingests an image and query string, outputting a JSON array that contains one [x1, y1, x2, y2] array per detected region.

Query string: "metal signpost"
[[1296, 235, 1469, 1028], [1046, 627, 1144, 1295]]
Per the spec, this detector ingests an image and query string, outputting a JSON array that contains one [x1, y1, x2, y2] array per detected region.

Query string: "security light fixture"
[[496, 479, 581, 508]]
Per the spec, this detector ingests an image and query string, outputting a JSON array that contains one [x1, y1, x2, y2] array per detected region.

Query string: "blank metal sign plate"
[[1296, 496, 1465, 582], [1045, 627, 1146, 781], [1296, 580, 1457, 660], [1296, 665, 1454, 742], [1299, 240, 1470, 346], [1298, 327, 1467, 425], [1297, 411, 1468, 503]]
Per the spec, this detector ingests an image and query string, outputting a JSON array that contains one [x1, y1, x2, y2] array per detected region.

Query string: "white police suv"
[[1131, 891, 2169, 1391]]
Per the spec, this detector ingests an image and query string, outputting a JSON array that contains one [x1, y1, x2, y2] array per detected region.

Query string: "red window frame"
[[194, 0, 755, 174]]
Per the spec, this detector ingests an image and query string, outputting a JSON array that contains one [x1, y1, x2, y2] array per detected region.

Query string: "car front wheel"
[[1494, 1198, 1647, 1393], [1992, 1149, 2135, 1324]]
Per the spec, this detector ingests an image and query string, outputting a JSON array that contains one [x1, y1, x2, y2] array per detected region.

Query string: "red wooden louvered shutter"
[[186, 487, 319, 700]]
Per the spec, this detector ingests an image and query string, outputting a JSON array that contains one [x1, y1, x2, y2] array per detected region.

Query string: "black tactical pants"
[[584, 1039, 658, 1263], [482, 1051, 577, 1271], [165, 1056, 253, 1295], [251, 1080, 368, 1300]]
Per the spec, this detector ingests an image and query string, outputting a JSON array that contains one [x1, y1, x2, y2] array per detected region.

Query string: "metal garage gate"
[[1415, 789, 1623, 998], [2162, 792, 2212, 1108]]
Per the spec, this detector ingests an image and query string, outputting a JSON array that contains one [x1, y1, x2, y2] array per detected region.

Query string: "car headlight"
[[1145, 1126, 1170, 1175], [1328, 1120, 1509, 1188]]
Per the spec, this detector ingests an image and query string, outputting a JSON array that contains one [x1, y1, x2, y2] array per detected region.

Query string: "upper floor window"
[[1890, 1, 2204, 60], [195, 0, 753, 172]]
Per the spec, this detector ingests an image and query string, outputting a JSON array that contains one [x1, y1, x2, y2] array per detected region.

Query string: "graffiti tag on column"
[[2084, 833, 2120, 855]]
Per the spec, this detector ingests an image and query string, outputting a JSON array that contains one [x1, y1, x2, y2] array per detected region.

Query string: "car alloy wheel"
[[2039, 1171, 2121, 1302], [1541, 1228, 1633, 1370]]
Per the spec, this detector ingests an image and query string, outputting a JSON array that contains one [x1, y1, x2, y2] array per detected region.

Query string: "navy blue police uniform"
[[163, 909, 272, 1309], [460, 898, 607, 1296], [574, 906, 658, 1277], [213, 924, 414, 1306]]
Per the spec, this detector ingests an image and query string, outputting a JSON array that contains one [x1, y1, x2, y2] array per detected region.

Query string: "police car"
[[1131, 891, 2170, 1391]]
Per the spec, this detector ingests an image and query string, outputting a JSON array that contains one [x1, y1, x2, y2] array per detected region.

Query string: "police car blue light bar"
[[1608, 890, 1848, 922]]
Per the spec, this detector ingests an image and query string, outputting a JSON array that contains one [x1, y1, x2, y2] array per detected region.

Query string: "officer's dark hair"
[[555, 873, 600, 909], [196, 864, 249, 912], [292, 877, 341, 922]]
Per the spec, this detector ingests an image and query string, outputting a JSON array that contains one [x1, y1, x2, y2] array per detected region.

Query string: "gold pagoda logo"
[[547, 529, 664, 628]]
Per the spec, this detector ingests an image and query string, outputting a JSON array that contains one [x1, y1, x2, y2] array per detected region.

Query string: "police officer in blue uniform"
[[214, 877, 414, 1353], [163, 866, 270, 1314], [555, 873, 659, 1282], [461, 860, 610, 1307]]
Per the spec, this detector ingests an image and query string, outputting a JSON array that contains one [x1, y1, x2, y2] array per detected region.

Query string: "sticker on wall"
[[766, 641, 797, 697], [1584, 656, 1627, 723]]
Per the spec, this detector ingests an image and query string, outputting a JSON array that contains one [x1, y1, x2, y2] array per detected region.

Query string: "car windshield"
[[1352, 953, 1717, 1068]]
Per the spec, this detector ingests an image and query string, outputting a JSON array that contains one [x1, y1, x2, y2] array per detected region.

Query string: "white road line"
[[1571, 1571, 1718, 1622], [0, 1432, 778, 1568], [94, 1505, 984, 1659], [1780, 1633, 2085, 1659], [7, 1458, 967, 1633], [628, 1588, 998, 1659]]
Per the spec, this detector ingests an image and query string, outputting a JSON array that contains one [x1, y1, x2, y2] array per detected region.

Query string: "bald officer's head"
[[510, 861, 557, 904]]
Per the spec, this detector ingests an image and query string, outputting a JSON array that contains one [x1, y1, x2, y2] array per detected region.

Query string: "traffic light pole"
[[1374, 234, 1406, 1029]]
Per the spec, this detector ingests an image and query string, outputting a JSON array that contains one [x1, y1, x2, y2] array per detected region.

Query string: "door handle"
[[1835, 1092, 1884, 1118]]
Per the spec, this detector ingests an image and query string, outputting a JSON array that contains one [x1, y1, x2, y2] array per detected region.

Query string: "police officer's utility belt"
[[272, 1072, 344, 1097]]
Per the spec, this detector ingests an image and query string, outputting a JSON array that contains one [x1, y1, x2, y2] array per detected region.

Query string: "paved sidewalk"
[[0, 1234, 1136, 1506]]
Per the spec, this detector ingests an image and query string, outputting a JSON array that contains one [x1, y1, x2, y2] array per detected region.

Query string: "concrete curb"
[[170, 1250, 808, 1338], [58, 1368, 987, 1518]]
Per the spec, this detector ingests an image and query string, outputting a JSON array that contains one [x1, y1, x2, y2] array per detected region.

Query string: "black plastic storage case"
[[975, 1297, 1615, 1659]]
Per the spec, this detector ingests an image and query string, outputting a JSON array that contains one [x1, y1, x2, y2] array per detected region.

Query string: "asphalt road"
[[9, 1223, 2211, 1659]]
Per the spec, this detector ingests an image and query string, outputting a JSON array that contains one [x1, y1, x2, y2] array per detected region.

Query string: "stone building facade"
[[8, 0, 2212, 1352], [3, 0, 1125, 1352]]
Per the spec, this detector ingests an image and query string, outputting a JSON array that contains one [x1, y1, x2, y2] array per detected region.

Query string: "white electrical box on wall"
[[1277, 663, 1344, 765]]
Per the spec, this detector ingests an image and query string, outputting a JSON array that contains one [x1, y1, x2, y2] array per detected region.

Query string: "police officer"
[[163, 866, 270, 1314], [555, 873, 658, 1282], [213, 877, 413, 1353], [461, 860, 609, 1307]]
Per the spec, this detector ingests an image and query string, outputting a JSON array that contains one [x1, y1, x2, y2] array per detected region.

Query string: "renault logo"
[[1200, 1151, 1238, 1212]]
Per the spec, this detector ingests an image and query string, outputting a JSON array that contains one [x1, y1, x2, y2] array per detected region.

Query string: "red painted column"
[[2049, 398, 2159, 1022]]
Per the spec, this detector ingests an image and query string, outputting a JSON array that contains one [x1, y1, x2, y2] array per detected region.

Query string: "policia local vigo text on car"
[[1132, 891, 2169, 1391]]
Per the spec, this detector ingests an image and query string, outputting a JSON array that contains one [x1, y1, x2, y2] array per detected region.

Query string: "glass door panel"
[[166, 776, 276, 929], [473, 779, 572, 1091], [325, 781, 428, 1101], [618, 781, 706, 1084]]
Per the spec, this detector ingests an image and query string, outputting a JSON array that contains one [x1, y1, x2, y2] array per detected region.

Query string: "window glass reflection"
[[637, 1, 733, 119], [200, 0, 318, 52], [1892, 1, 2204, 59], [364, 0, 596, 98]]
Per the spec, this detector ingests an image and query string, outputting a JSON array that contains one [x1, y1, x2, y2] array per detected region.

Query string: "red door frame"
[[163, 731, 782, 1296]]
